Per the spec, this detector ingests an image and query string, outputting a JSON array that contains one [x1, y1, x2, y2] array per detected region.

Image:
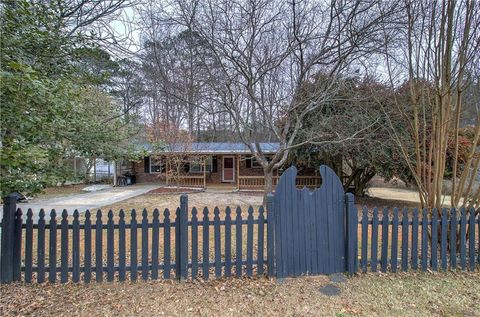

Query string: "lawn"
[[35, 184, 87, 199], [1, 272, 478, 316]]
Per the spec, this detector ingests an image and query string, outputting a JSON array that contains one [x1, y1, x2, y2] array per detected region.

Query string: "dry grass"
[[37, 184, 86, 199], [1, 272, 478, 316]]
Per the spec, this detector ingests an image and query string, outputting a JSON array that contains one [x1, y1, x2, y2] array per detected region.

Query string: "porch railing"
[[238, 175, 321, 190], [168, 175, 205, 188]]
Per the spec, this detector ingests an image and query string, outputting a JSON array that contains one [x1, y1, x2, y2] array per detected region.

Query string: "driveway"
[[1, 184, 160, 220]]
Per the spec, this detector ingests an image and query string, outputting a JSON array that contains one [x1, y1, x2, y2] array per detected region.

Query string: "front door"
[[222, 156, 235, 182]]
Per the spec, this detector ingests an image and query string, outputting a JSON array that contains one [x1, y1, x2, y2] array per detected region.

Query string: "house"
[[131, 142, 321, 190]]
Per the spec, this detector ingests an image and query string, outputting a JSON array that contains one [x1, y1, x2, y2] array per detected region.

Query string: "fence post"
[[178, 194, 189, 280], [346, 193, 357, 276], [1, 194, 17, 283], [266, 193, 275, 277]]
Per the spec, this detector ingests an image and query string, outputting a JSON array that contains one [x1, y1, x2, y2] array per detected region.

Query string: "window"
[[251, 157, 262, 168], [248, 155, 272, 168], [189, 156, 212, 173], [150, 157, 165, 173]]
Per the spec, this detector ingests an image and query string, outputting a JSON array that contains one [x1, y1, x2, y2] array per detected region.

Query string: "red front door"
[[222, 157, 235, 182]]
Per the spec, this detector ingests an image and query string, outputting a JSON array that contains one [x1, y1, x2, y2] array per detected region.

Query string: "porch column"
[[203, 158, 207, 189], [236, 154, 240, 190], [166, 158, 169, 186]]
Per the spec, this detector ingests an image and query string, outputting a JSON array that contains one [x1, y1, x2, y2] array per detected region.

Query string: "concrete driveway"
[[2, 184, 160, 220]]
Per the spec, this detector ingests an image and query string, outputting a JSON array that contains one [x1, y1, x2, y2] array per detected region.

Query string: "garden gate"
[[271, 165, 356, 278]]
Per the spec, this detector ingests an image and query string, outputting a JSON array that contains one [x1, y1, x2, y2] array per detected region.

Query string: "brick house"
[[131, 142, 320, 190]]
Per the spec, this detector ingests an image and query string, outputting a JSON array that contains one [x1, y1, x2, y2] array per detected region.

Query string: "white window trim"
[[189, 157, 213, 173], [149, 157, 165, 174], [249, 155, 272, 169]]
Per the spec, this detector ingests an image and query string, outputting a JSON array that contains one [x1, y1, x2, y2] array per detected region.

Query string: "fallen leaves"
[[0, 272, 478, 316]]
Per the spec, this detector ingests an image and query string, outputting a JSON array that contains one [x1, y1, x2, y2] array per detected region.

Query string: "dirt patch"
[[147, 187, 204, 195], [1, 272, 478, 316], [37, 184, 86, 199]]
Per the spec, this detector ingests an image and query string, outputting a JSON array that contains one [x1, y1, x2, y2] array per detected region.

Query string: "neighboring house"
[[130, 142, 321, 190]]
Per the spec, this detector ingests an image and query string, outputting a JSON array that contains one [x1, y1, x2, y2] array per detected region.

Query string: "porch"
[[162, 154, 322, 190]]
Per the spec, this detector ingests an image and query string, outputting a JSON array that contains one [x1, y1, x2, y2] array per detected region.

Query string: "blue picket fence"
[[0, 194, 274, 283], [1, 165, 479, 284], [352, 206, 480, 273]]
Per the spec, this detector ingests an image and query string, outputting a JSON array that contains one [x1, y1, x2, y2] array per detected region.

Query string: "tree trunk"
[[263, 169, 274, 205]]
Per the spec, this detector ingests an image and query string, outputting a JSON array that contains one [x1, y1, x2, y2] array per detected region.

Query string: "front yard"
[[99, 190, 420, 217], [1, 272, 478, 316]]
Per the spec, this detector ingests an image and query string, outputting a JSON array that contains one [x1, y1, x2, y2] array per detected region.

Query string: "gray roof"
[[145, 142, 280, 154]]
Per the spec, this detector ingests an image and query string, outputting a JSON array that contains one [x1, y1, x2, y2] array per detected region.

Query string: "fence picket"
[[381, 208, 389, 273], [431, 208, 438, 271], [13, 209, 22, 281], [391, 208, 399, 273], [371, 208, 379, 272], [152, 209, 160, 280], [308, 192, 316, 274], [266, 195, 275, 277], [118, 210, 126, 281], [421, 208, 428, 272], [401, 208, 408, 272], [450, 208, 457, 269], [164, 209, 171, 279], [353, 204, 359, 273], [305, 191, 312, 274], [411, 208, 419, 271], [441, 208, 448, 271], [460, 207, 467, 270], [142, 209, 149, 281], [175, 208, 180, 278], [130, 209, 138, 281], [84, 210, 92, 283], [225, 207, 232, 277], [361, 207, 368, 273], [49, 210, 57, 283], [191, 208, 199, 279], [469, 207, 476, 271], [37, 209, 46, 283], [202, 207, 210, 279], [213, 207, 222, 278], [107, 210, 114, 282], [257, 206, 265, 276], [72, 210, 80, 283], [25, 209, 33, 283], [179, 197, 188, 280], [96, 210, 103, 282], [236, 206, 243, 277], [246, 206, 254, 277], [61, 210, 69, 283]]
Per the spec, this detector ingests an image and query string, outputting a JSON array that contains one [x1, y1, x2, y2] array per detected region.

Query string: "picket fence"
[[0, 166, 478, 284], [353, 206, 480, 273], [0, 194, 273, 283]]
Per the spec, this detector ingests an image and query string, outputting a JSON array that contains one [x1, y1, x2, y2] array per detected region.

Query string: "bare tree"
[[381, 0, 480, 209], [138, 2, 231, 140], [164, 0, 397, 195]]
